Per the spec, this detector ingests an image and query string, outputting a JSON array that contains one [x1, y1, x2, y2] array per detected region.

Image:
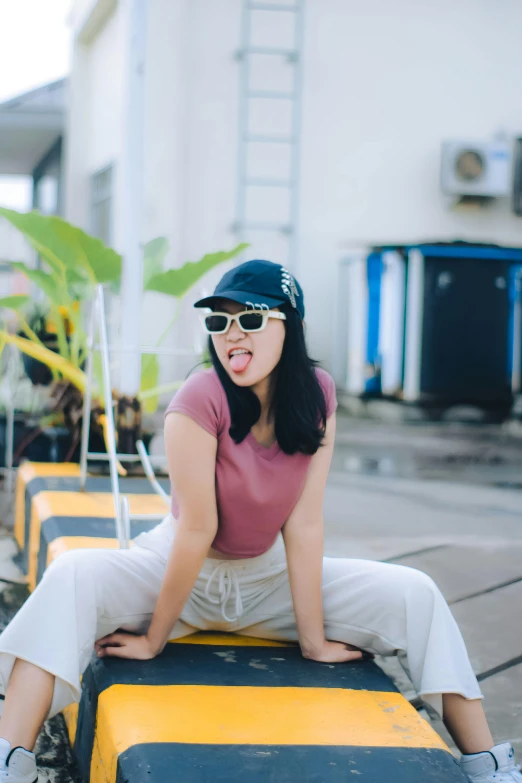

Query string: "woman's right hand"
[[95, 631, 159, 660]]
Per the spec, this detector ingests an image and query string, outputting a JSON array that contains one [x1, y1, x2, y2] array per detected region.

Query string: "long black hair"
[[206, 302, 328, 456]]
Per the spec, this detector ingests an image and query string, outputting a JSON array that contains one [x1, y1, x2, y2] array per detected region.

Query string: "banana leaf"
[[0, 295, 30, 311], [8, 262, 68, 307], [0, 208, 122, 286], [145, 243, 248, 299], [137, 379, 184, 402], [143, 237, 169, 288], [140, 353, 160, 414], [0, 332, 86, 391]]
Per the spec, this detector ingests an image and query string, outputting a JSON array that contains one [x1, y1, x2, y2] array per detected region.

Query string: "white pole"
[[5, 402, 14, 496], [119, 0, 148, 396], [97, 286, 126, 548], [512, 269, 522, 393], [79, 296, 96, 489], [403, 249, 424, 402], [136, 439, 170, 504]]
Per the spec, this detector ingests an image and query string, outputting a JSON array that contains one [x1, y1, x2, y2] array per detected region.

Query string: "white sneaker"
[[460, 743, 522, 782], [0, 748, 37, 783]]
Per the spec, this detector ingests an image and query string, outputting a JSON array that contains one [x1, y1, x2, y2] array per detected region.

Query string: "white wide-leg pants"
[[0, 515, 482, 719]]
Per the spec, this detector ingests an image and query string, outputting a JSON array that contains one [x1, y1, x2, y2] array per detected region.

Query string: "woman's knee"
[[378, 564, 443, 611]]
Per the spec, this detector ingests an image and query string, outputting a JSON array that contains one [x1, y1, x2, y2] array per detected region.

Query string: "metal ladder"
[[235, 0, 305, 274]]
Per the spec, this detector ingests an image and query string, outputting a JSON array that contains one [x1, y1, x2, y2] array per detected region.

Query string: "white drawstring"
[[204, 563, 244, 623]]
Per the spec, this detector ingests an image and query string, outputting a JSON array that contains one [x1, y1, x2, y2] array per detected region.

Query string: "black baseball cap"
[[194, 259, 305, 319]]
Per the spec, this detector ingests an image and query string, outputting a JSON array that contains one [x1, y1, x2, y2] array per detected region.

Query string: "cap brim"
[[194, 290, 286, 310]]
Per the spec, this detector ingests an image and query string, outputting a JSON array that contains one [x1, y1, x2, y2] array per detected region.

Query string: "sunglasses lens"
[[205, 314, 228, 333], [239, 313, 264, 331]]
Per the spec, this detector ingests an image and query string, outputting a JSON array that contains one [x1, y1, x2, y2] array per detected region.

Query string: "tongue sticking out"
[[229, 352, 252, 373]]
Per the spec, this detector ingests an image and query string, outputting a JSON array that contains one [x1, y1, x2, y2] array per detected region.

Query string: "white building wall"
[[65, 2, 126, 236], [141, 0, 241, 375], [66, 0, 522, 382], [298, 0, 522, 366]]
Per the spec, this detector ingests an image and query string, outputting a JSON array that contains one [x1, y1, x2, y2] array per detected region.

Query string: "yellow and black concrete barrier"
[[13, 462, 465, 782]]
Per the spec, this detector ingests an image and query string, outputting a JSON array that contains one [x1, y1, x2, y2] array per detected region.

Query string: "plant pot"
[[19, 332, 59, 387], [22, 355, 54, 386], [19, 331, 85, 387], [0, 418, 76, 468], [22, 426, 73, 463], [0, 411, 155, 472]]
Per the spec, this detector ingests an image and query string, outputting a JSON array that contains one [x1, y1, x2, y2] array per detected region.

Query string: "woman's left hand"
[[302, 640, 372, 664], [95, 632, 157, 660]]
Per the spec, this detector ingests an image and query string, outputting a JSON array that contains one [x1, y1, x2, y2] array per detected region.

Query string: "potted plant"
[[0, 345, 54, 467], [15, 302, 78, 386], [0, 207, 246, 470]]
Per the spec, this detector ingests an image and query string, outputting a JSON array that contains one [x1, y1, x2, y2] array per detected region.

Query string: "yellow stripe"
[[28, 492, 168, 590], [171, 633, 292, 647], [90, 686, 448, 783], [14, 468, 29, 549], [14, 463, 82, 549], [34, 490, 168, 521], [19, 462, 81, 478], [63, 702, 79, 745], [47, 537, 124, 567]]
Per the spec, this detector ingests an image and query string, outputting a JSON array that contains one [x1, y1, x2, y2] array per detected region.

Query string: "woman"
[[0, 259, 518, 783]]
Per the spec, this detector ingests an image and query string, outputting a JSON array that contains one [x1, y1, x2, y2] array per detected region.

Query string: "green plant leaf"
[[143, 237, 169, 288], [0, 208, 66, 279], [55, 217, 122, 285], [140, 353, 160, 414], [138, 379, 184, 402], [0, 207, 122, 286], [0, 295, 30, 311], [92, 352, 105, 401], [50, 305, 70, 361], [145, 243, 249, 299], [0, 331, 86, 391], [8, 263, 68, 307]]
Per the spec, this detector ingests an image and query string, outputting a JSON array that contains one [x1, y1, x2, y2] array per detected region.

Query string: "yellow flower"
[[46, 301, 79, 336]]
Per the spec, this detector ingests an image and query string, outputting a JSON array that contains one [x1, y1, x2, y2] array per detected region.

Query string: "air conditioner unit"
[[441, 139, 512, 197]]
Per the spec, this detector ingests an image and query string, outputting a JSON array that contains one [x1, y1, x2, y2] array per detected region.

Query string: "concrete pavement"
[[0, 413, 520, 778], [325, 415, 522, 754]]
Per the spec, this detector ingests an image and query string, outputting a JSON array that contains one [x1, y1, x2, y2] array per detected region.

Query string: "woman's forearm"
[[146, 522, 216, 654], [283, 522, 326, 657]]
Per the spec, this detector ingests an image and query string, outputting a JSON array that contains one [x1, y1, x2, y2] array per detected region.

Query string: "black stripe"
[[73, 643, 397, 779], [74, 664, 98, 781], [88, 641, 397, 692], [36, 516, 157, 586], [22, 475, 170, 572], [26, 475, 170, 497], [115, 744, 464, 783]]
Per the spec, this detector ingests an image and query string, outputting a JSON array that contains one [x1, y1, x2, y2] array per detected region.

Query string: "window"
[[90, 165, 118, 342]]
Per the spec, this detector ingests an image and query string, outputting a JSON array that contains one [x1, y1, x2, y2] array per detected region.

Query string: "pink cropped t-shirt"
[[165, 367, 337, 557]]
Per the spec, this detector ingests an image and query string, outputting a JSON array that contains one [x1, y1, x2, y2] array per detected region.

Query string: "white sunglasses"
[[200, 309, 287, 335]]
